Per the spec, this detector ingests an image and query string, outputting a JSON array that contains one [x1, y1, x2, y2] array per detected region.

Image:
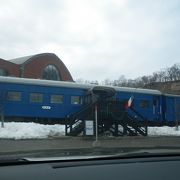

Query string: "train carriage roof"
[[0, 76, 162, 95], [163, 93, 180, 98], [113, 86, 161, 95]]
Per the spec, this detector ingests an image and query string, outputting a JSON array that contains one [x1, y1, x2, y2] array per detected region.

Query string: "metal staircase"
[[65, 102, 96, 136], [65, 99, 148, 137], [65, 86, 148, 137], [124, 114, 147, 136], [126, 107, 148, 136], [97, 101, 148, 136]]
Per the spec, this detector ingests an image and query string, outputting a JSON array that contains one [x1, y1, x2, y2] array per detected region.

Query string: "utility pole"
[[1, 110, 4, 128], [0, 91, 5, 128], [92, 104, 100, 147], [95, 104, 98, 142], [175, 98, 179, 130]]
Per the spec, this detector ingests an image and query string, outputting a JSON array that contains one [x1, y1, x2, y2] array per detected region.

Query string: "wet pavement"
[[0, 136, 180, 155]]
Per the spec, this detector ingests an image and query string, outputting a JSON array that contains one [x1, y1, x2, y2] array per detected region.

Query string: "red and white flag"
[[128, 96, 134, 107], [125, 96, 134, 109]]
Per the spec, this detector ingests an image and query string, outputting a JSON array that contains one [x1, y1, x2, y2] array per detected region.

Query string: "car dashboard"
[[0, 154, 180, 180]]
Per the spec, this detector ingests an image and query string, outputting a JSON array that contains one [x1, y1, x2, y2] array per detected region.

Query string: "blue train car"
[[114, 87, 163, 125], [162, 94, 180, 125], [0, 76, 92, 123], [0, 76, 180, 126]]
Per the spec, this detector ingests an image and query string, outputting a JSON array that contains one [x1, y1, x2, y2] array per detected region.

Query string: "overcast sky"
[[0, 0, 180, 81]]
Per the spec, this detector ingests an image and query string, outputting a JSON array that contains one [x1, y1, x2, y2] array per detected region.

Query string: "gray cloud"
[[0, 0, 180, 81]]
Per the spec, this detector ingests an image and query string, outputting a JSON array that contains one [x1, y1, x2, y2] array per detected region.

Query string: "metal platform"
[[65, 86, 147, 137]]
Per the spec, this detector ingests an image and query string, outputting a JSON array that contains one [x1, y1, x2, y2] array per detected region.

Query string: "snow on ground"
[[0, 122, 65, 140], [148, 126, 180, 136], [0, 122, 180, 139]]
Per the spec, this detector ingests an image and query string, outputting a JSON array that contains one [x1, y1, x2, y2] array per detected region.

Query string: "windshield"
[[0, 0, 180, 160]]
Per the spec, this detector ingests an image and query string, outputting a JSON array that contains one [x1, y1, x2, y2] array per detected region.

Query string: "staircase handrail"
[[68, 100, 98, 121], [129, 107, 147, 122]]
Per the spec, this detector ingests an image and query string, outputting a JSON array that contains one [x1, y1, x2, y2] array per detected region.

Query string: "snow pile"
[[0, 122, 65, 139], [0, 122, 180, 139], [148, 126, 180, 136]]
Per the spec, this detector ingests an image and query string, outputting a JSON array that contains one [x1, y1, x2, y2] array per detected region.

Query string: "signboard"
[[42, 106, 51, 110], [85, 120, 94, 136]]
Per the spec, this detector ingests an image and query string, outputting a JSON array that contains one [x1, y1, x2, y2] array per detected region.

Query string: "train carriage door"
[[0, 90, 6, 112], [165, 96, 175, 123], [175, 97, 180, 124], [152, 96, 161, 121]]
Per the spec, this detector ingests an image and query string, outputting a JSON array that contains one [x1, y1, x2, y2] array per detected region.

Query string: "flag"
[[125, 95, 134, 109], [128, 96, 134, 107]]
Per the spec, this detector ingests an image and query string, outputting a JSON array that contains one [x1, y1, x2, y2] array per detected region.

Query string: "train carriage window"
[[30, 93, 43, 103], [0, 68, 8, 76], [50, 95, 63, 104], [71, 96, 82, 105], [140, 100, 149, 108], [7, 91, 21, 101]]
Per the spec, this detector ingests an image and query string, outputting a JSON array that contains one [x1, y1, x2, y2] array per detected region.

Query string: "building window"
[[71, 96, 82, 104], [42, 65, 60, 81], [0, 68, 8, 76], [7, 91, 21, 101], [50, 95, 63, 104], [30, 93, 43, 103], [140, 100, 149, 108]]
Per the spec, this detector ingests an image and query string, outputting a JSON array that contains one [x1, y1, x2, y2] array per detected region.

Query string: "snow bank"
[[0, 122, 180, 139], [148, 126, 180, 136], [0, 122, 65, 140]]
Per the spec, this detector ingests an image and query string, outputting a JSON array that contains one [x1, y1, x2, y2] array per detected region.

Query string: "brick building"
[[0, 53, 73, 81]]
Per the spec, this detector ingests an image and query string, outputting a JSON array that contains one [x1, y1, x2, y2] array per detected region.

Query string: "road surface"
[[0, 136, 180, 159]]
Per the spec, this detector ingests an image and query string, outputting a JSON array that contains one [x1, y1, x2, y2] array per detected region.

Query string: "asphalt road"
[[1, 136, 180, 158]]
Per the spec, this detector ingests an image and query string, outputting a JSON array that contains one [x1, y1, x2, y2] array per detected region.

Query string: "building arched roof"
[[0, 53, 73, 81], [9, 55, 34, 64], [9, 53, 63, 65]]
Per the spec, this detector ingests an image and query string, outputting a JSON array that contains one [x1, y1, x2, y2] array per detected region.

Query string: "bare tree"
[[76, 63, 180, 88]]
